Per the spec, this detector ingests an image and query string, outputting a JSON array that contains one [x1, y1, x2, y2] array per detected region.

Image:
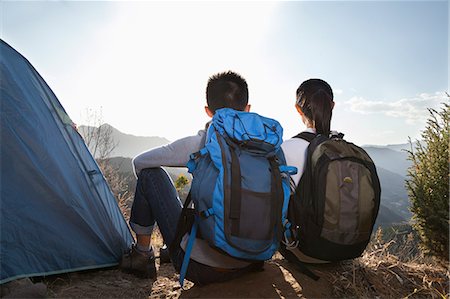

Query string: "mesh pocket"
[[236, 189, 273, 241]]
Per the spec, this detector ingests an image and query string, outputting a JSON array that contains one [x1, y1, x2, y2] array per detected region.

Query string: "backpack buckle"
[[279, 165, 298, 175], [187, 148, 208, 173], [190, 148, 208, 160], [282, 221, 298, 249], [200, 208, 214, 219], [330, 131, 344, 139]]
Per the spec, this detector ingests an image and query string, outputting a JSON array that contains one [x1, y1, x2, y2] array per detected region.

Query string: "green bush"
[[175, 174, 189, 192], [406, 102, 449, 260]]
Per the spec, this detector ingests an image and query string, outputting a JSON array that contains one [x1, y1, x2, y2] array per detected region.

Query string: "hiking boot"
[[119, 246, 157, 279]]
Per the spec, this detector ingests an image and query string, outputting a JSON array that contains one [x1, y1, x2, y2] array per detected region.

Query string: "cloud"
[[334, 89, 344, 95], [344, 92, 446, 124]]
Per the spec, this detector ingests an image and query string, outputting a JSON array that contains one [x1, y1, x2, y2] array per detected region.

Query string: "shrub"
[[406, 102, 449, 260]]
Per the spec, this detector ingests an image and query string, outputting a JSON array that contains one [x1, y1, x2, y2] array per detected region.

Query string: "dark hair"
[[296, 79, 334, 135], [206, 71, 249, 113]]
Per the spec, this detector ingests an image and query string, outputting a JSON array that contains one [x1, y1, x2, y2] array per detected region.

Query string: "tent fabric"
[[0, 39, 133, 284]]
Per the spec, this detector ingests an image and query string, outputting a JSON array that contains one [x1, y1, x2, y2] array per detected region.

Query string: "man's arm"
[[132, 129, 206, 176]]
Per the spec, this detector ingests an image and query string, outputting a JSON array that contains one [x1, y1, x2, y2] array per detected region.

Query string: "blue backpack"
[[176, 108, 297, 286]]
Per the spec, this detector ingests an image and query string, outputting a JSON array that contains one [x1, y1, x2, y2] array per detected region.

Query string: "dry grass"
[[326, 228, 449, 298]]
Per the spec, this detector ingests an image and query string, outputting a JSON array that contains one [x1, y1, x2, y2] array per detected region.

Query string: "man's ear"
[[244, 104, 251, 112], [295, 104, 304, 116], [205, 106, 214, 118], [331, 101, 335, 110]]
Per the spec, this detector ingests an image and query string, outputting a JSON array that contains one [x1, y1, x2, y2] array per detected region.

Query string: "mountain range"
[[363, 146, 411, 177], [82, 124, 413, 228], [79, 124, 170, 158]]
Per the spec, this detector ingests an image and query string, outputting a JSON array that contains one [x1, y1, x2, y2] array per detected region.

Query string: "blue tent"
[[0, 40, 133, 284]]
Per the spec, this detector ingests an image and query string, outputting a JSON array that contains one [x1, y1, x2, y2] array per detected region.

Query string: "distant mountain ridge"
[[363, 142, 425, 153], [362, 143, 410, 152], [79, 124, 170, 158], [363, 147, 411, 177]]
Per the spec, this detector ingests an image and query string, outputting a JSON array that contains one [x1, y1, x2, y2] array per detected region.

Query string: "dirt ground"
[[34, 226, 335, 299], [44, 252, 337, 299], [6, 227, 448, 298], [7, 235, 448, 299]]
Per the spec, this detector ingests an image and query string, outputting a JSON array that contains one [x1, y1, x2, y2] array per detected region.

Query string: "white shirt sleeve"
[[132, 129, 206, 176]]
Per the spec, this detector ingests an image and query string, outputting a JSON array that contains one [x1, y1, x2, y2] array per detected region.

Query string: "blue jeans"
[[129, 167, 260, 285]]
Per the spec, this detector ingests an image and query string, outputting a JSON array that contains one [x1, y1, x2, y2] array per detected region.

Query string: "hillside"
[[361, 146, 412, 224], [376, 167, 411, 220], [79, 124, 170, 158], [362, 146, 411, 177], [375, 204, 405, 228], [40, 228, 448, 298]]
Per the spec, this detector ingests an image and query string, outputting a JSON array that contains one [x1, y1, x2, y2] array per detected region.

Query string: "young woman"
[[281, 78, 335, 263]]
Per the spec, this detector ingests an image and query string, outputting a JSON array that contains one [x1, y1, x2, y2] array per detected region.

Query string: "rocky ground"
[[43, 246, 336, 298]]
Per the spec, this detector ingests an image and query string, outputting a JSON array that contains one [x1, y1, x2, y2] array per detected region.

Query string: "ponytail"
[[296, 79, 334, 136], [310, 89, 333, 135]]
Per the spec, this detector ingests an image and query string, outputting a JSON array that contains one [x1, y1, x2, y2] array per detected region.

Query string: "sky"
[[2, 0, 448, 146]]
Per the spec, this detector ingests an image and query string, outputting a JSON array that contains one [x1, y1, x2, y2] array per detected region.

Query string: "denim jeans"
[[129, 167, 260, 285]]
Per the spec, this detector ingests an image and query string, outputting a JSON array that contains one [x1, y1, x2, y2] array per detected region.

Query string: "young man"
[[120, 71, 262, 285]]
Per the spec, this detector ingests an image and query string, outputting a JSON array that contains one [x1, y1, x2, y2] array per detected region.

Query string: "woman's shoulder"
[[281, 137, 309, 151], [281, 130, 315, 158], [282, 129, 315, 145], [282, 137, 306, 146]]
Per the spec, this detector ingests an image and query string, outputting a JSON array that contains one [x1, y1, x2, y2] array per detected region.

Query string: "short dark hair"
[[206, 71, 249, 113]]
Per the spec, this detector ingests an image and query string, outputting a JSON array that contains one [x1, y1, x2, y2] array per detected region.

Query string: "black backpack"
[[288, 132, 381, 261]]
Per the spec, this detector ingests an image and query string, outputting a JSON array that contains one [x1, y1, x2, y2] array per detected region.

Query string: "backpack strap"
[[278, 245, 320, 281], [293, 131, 316, 143], [172, 192, 201, 288], [222, 137, 243, 236], [228, 142, 242, 236], [268, 156, 285, 244], [170, 192, 197, 288], [170, 192, 194, 253], [179, 217, 198, 288]]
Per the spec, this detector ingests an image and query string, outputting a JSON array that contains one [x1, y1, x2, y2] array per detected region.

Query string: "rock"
[[1, 278, 47, 298]]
